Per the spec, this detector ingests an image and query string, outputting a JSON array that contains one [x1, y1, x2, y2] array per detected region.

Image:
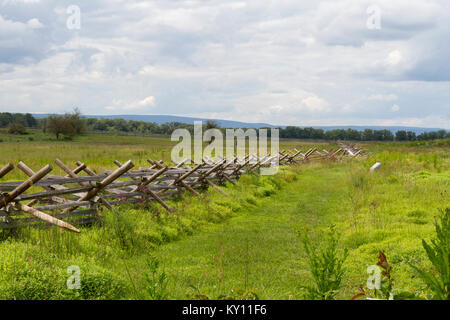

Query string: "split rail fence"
[[0, 142, 365, 233]]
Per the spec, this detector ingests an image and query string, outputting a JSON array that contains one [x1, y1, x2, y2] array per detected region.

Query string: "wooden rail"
[[0, 145, 364, 233]]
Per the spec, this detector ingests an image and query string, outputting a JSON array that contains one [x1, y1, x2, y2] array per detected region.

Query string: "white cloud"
[[0, 0, 448, 128], [392, 104, 400, 112], [386, 50, 403, 66], [26, 18, 43, 29], [105, 96, 156, 111], [367, 94, 398, 101], [132, 96, 155, 109], [301, 96, 330, 112]]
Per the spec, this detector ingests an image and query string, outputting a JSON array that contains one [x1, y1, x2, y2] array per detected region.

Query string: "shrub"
[[0, 271, 63, 300], [302, 225, 348, 300], [80, 270, 127, 300], [410, 208, 450, 300], [160, 226, 179, 242], [244, 195, 258, 206], [255, 185, 276, 197], [45, 108, 86, 139], [103, 209, 138, 251], [138, 256, 169, 300], [8, 122, 26, 135]]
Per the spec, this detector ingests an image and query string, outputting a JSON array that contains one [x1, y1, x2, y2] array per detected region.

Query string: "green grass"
[[0, 130, 333, 180], [0, 132, 449, 299]]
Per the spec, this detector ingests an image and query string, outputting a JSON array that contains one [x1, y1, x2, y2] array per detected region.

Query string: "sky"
[[0, 0, 449, 128]]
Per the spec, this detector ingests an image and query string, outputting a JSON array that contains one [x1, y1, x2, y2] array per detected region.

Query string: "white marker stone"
[[370, 162, 382, 172]]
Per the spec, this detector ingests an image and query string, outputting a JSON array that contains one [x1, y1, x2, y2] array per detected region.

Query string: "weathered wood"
[[55, 159, 90, 186], [34, 201, 92, 211], [13, 202, 80, 233], [0, 164, 52, 209], [179, 180, 203, 199], [0, 208, 97, 219], [17, 161, 67, 206], [175, 159, 189, 168], [79, 160, 135, 199], [172, 164, 203, 185], [230, 159, 250, 176], [221, 173, 236, 185], [56, 159, 113, 209], [147, 158, 165, 169], [329, 148, 343, 159], [75, 161, 97, 176], [114, 162, 171, 212], [69, 162, 87, 176], [13, 186, 93, 201], [132, 166, 169, 192], [204, 178, 229, 196], [353, 150, 363, 157], [287, 150, 303, 162], [144, 188, 173, 211], [0, 163, 14, 179], [279, 152, 290, 162], [1, 145, 365, 232], [202, 159, 226, 177], [62, 160, 135, 213], [248, 160, 261, 171]]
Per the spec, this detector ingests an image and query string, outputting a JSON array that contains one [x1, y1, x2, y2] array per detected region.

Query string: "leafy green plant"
[[410, 208, 450, 300], [302, 225, 348, 300], [140, 256, 169, 300], [104, 207, 138, 251], [8, 122, 26, 135], [80, 271, 127, 300], [353, 251, 395, 300]]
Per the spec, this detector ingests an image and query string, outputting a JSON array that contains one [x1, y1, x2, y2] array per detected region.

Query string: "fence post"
[[0, 163, 14, 179], [62, 160, 134, 213]]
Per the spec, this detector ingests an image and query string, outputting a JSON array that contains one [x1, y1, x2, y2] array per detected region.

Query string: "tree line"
[[0, 113, 37, 134], [0, 111, 448, 141], [279, 126, 449, 141]]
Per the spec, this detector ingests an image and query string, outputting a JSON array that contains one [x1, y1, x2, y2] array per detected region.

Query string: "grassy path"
[[155, 165, 348, 299]]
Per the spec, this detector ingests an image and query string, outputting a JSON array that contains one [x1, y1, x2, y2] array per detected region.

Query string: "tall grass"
[[0, 135, 448, 299], [410, 208, 450, 300]]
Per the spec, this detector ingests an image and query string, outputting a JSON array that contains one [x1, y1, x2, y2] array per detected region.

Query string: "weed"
[[139, 256, 169, 300], [410, 208, 450, 300], [301, 225, 348, 300]]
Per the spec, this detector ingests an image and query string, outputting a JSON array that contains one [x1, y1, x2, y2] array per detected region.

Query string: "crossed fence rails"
[[0, 143, 365, 233]]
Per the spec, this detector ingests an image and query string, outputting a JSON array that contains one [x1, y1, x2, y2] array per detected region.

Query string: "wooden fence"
[[0, 143, 365, 233]]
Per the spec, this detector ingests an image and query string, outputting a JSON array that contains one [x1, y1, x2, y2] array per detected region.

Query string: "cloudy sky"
[[0, 0, 449, 127]]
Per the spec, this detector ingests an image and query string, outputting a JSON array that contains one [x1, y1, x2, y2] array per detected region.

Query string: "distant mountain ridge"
[[31, 114, 447, 134]]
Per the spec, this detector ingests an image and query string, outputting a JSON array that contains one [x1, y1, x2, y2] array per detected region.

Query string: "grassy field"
[[0, 129, 334, 179], [0, 130, 448, 300]]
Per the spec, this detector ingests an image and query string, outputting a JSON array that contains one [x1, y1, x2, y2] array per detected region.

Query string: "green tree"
[[45, 108, 86, 139], [25, 113, 37, 127], [395, 130, 408, 141], [362, 129, 374, 141], [67, 107, 86, 134], [46, 115, 73, 139], [407, 131, 416, 141], [8, 122, 26, 134]]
